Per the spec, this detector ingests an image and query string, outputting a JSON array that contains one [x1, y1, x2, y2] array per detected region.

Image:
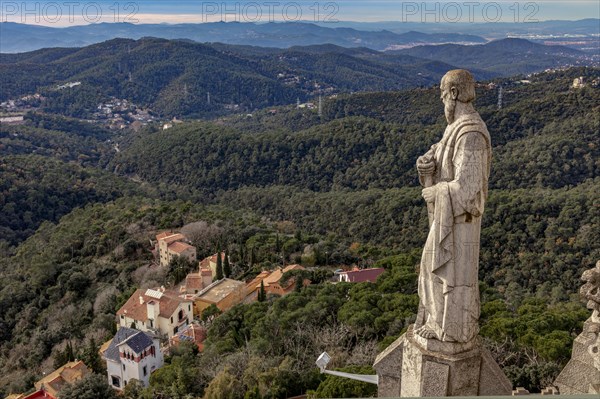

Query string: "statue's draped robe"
[[418, 112, 491, 343]]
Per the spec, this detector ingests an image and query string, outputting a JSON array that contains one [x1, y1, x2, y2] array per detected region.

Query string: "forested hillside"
[[0, 38, 470, 118], [0, 115, 155, 248], [0, 66, 598, 397], [2, 36, 588, 119], [114, 69, 599, 192]]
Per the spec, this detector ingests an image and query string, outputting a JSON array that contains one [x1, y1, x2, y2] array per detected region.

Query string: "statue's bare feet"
[[415, 325, 439, 339]]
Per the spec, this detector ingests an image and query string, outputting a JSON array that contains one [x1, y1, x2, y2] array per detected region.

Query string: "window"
[[111, 376, 121, 387], [188, 304, 191, 311], [149, 319, 153, 328], [178, 309, 184, 321], [173, 326, 178, 335], [120, 315, 124, 319], [143, 366, 147, 376], [170, 316, 173, 323], [123, 364, 125, 371]]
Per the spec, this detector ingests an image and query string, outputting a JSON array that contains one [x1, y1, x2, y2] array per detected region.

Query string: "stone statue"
[[554, 261, 600, 394], [415, 69, 492, 343], [581, 261, 600, 325], [374, 70, 511, 397]]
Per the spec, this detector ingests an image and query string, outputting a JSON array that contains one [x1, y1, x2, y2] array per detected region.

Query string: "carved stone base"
[[554, 317, 600, 394], [374, 325, 512, 397]]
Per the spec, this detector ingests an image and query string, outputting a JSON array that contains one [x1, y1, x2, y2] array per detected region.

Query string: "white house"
[[103, 327, 164, 390], [117, 287, 193, 338]]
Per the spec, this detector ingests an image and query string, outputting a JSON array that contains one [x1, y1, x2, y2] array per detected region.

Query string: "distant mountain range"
[[315, 19, 600, 36], [393, 38, 587, 75], [0, 21, 488, 53], [2, 19, 598, 54]]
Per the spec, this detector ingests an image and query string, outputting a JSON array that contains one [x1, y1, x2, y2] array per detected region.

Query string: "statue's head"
[[581, 261, 600, 314], [440, 69, 476, 124]]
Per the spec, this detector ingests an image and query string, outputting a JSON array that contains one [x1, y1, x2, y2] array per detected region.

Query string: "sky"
[[1, 0, 599, 26]]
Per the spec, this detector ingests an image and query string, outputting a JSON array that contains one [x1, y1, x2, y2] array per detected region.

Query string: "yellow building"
[[193, 278, 247, 315], [198, 252, 229, 278], [155, 232, 196, 267]]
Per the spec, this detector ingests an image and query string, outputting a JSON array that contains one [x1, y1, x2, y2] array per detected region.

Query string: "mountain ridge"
[[0, 21, 488, 53]]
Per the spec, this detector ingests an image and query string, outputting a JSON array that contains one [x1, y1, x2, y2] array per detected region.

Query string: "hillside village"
[[7, 229, 384, 398]]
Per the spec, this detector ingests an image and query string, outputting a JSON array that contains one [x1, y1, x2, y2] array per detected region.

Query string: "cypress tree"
[[258, 280, 266, 302], [216, 251, 224, 280], [223, 250, 231, 278]]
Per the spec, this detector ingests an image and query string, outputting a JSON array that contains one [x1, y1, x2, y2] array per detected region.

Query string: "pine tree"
[[223, 250, 231, 278], [65, 341, 75, 362], [295, 275, 303, 292], [81, 338, 104, 374], [250, 246, 256, 267], [216, 251, 224, 280], [239, 241, 245, 266]]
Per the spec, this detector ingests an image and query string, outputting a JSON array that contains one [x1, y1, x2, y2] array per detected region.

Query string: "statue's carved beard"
[[445, 99, 456, 124]]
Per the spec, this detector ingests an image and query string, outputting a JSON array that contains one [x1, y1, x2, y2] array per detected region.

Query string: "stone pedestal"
[[374, 325, 512, 397], [554, 317, 600, 394]]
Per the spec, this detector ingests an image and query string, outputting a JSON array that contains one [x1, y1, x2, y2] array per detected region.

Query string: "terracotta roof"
[[246, 270, 272, 290], [34, 361, 89, 398], [168, 241, 194, 254], [200, 267, 212, 276], [198, 252, 225, 269], [340, 268, 385, 283], [170, 324, 207, 351], [186, 274, 203, 290], [155, 231, 172, 241], [159, 233, 186, 245], [22, 391, 56, 399], [196, 279, 246, 303], [117, 288, 192, 321], [263, 264, 304, 287]]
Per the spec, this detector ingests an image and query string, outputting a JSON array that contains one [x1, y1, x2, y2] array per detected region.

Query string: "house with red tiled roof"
[[32, 360, 89, 398], [245, 265, 309, 298], [183, 265, 214, 295], [10, 390, 56, 399], [244, 270, 271, 302], [198, 252, 230, 278], [169, 323, 207, 352], [116, 287, 193, 338], [155, 231, 196, 267], [338, 267, 385, 283]]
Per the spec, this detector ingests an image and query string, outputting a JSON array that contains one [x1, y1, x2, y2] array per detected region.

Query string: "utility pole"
[[318, 95, 323, 117], [497, 85, 503, 110]]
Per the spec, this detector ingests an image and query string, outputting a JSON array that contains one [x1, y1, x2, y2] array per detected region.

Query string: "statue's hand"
[[422, 186, 437, 203], [417, 156, 435, 175]]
